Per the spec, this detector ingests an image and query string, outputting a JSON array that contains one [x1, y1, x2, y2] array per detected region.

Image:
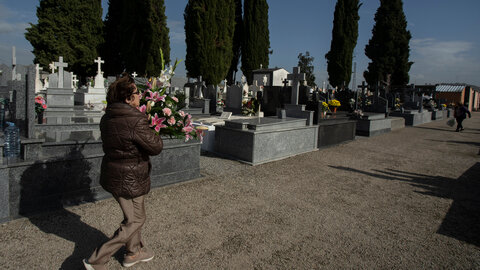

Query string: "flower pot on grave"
[[36, 111, 44, 124]]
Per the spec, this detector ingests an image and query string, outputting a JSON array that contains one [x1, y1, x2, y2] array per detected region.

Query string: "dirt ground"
[[1, 113, 479, 270]]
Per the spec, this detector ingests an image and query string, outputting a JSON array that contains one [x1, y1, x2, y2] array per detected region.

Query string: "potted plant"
[[320, 101, 329, 118], [328, 99, 341, 113]]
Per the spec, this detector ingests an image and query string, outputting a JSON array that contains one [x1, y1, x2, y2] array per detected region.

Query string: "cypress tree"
[[104, 0, 170, 77], [25, 0, 103, 79], [102, 0, 123, 75], [364, 0, 412, 88], [226, 0, 243, 85], [325, 0, 361, 89], [241, 0, 270, 85], [298, 52, 316, 87], [184, 0, 235, 85]]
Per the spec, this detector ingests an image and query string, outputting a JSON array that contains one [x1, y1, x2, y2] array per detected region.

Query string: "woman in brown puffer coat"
[[84, 73, 163, 270]]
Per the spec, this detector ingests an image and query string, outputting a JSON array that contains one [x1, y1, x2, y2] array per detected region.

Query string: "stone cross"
[[94, 57, 104, 75], [49, 62, 56, 74], [54, 56, 68, 88], [287, 67, 305, 105], [223, 78, 228, 94], [132, 72, 138, 78], [72, 74, 78, 89], [282, 78, 289, 88]]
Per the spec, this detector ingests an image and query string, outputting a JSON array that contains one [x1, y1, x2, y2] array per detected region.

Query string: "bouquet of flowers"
[[328, 99, 341, 107], [242, 98, 257, 116], [216, 99, 225, 108], [321, 101, 329, 112], [35, 96, 47, 114], [137, 51, 202, 142]]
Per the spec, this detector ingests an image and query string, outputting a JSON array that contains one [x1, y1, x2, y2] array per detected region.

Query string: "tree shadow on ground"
[[429, 139, 480, 148], [415, 126, 480, 134], [19, 142, 123, 269], [329, 163, 480, 247]]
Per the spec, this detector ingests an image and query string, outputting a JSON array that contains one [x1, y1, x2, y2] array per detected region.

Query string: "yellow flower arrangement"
[[328, 99, 341, 107], [321, 101, 329, 112]]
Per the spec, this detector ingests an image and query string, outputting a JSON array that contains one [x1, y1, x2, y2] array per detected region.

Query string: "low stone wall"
[[390, 111, 432, 126], [0, 137, 201, 223], [390, 117, 405, 130], [317, 118, 357, 146]]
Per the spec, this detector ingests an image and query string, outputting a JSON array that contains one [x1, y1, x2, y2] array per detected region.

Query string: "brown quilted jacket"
[[99, 102, 163, 198]]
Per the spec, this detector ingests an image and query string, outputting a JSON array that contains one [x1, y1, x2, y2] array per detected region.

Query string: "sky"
[[1, 0, 479, 88]]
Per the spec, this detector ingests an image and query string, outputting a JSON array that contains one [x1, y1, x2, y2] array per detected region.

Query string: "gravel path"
[[1, 113, 479, 269]]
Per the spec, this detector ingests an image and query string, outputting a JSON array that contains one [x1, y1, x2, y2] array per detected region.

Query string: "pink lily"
[[137, 105, 147, 113], [154, 122, 167, 132], [182, 125, 194, 133]]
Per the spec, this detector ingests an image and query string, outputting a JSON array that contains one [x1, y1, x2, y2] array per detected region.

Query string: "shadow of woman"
[[19, 142, 122, 269]]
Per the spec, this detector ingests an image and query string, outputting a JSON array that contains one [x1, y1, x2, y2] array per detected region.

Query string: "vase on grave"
[[36, 111, 44, 124]]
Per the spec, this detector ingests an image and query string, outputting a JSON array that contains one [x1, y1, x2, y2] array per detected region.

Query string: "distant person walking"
[[454, 102, 471, 132], [83, 73, 163, 270]]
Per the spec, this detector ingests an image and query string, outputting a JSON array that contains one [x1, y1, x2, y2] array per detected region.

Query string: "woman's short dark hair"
[[106, 72, 136, 104]]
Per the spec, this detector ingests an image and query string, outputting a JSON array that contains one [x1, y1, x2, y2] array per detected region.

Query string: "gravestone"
[[10, 65, 36, 138], [74, 57, 107, 107], [46, 57, 74, 112], [225, 84, 242, 114], [262, 86, 289, 116], [250, 80, 261, 97], [206, 85, 219, 113], [284, 67, 313, 126]]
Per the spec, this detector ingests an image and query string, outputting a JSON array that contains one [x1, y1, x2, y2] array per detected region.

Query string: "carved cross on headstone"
[[287, 67, 305, 105], [94, 57, 104, 75], [72, 74, 78, 89], [49, 62, 56, 74], [132, 72, 138, 78], [223, 78, 228, 94], [35, 64, 43, 75], [54, 56, 68, 88]]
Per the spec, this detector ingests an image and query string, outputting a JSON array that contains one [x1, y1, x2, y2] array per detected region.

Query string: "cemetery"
[[1, 47, 465, 223]]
